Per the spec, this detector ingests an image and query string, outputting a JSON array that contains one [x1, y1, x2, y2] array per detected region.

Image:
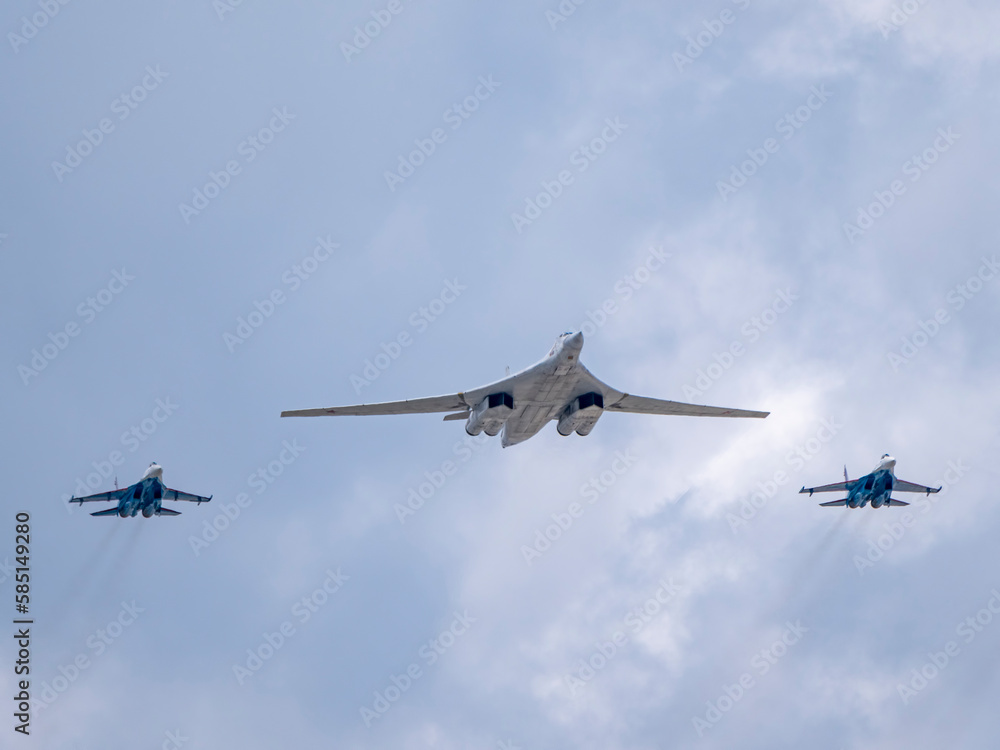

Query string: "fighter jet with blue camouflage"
[[800, 454, 941, 508], [69, 462, 212, 517]]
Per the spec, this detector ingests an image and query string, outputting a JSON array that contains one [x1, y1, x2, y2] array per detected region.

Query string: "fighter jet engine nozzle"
[[119, 507, 129, 518], [465, 393, 514, 437], [557, 392, 604, 436], [142, 505, 155, 518]]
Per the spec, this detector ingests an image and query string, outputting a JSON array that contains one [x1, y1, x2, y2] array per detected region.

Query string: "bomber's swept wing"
[[281, 365, 538, 419], [69, 488, 126, 504], [163, 487, 212, 504], [892, 478, 941, 495], [574, 364, 767, 419], [282, 393, 470, 418], [604, 394, 768, 419], [799, 481, 856, 496]]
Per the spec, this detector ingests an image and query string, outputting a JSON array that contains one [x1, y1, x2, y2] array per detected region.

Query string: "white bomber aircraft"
[[281, 332, 768, 446]]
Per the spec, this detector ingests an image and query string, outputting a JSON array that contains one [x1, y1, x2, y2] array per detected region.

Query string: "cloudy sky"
[[3, 0, 1000, 747]]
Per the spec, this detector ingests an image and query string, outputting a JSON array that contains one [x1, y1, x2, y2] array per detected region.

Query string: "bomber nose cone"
[[564, 331, 584, 353]]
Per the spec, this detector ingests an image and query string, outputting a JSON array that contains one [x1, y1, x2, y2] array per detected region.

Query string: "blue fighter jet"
[[69, 462, 212, 517], [800, 454, 941, 508]]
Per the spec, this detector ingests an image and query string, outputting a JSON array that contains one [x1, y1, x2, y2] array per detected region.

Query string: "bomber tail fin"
[[819, 499, 850, 507]]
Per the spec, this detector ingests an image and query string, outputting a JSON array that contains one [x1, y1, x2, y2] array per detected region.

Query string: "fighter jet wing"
[[799, 481, 856, 495], [69, 488, 125, 504], [281, 392, 470, 418], [604, 394, 768, 419], [163, 488, 212, 504], [892, 479, 941, 494]]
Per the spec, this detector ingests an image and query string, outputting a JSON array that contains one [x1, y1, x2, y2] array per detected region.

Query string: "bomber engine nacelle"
[[466, 392, 514, 437], [557, 392, 604, 436]]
